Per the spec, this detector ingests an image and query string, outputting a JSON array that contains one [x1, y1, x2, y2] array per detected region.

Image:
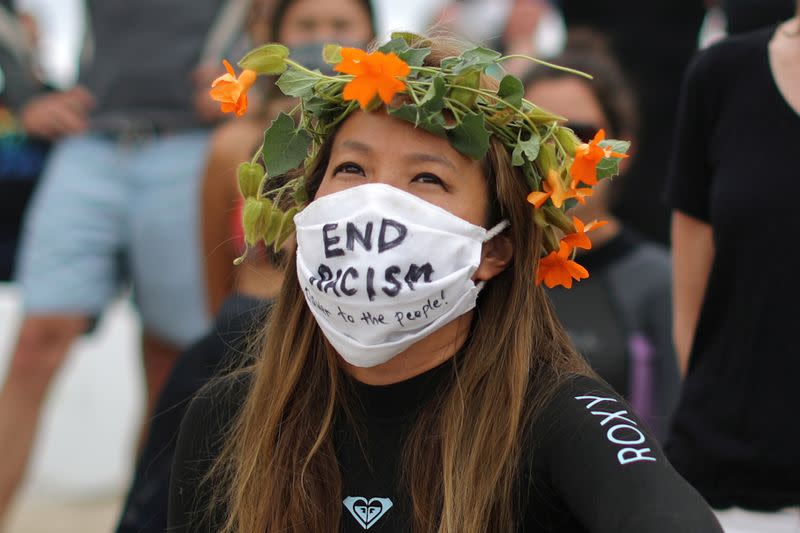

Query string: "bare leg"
[[137, 332, 180, 452], [0, 315, 88, 526]]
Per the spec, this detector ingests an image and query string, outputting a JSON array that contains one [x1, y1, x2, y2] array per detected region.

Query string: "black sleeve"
[[167, 377, 248, 533], [533, 375, 722, 533], [664, 47, 719, 222]]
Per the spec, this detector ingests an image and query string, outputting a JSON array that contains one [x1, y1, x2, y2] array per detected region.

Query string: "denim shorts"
[[15, 131, 211, 347]]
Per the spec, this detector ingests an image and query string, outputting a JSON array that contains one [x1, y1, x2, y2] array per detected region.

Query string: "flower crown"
[[210, 33, 630, 289]]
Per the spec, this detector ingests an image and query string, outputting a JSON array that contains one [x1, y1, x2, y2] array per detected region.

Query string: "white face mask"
[[294, 183, 509, 368]]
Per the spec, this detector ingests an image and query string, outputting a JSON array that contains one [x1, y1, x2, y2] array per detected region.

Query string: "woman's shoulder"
[[529, 373, 657, 464], [523, 374, 724, 532]]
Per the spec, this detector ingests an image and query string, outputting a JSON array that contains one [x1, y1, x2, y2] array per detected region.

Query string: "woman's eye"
[[333, 162, 365, 176], [413, 173, 446, 188]]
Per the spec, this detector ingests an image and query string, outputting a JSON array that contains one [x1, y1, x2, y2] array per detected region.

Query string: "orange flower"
[[527, 169, 576, 209], [536, 242, 589, 289], [561, 217, 609, 251], [569, 129, 628, 186], [570, 184, 594, 205], [210, 60, 257, 117], [334, 48, 410, 109]]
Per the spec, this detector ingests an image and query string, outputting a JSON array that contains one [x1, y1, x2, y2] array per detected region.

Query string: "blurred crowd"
[[0, 0, 798, 532]]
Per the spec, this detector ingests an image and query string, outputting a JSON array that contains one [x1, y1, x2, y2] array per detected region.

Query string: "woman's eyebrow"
[[405, 152, 456, 171], [340, 139, 373, 153]]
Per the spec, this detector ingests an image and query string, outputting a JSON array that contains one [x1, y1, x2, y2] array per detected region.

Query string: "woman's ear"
[[474, 234, 513, 282]]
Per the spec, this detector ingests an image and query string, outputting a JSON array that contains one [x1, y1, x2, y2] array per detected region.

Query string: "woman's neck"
[[342, 311, 472, 385]]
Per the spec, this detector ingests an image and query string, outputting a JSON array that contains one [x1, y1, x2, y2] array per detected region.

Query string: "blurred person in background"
[[0, 0, 251, 524], [0, 1, 49, 281], [430, 0, 550, 76], [114, 1, 376, 531], [665, 4, 800, 530], [554, 0, 707, 245], [204, 0, 376, 315], [523, 33, 679, 442]]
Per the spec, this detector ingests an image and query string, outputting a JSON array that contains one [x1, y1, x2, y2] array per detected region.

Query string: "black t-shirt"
[[168, 363, 720, 532], [665, 26, 800, 510], [722, 0, 794, 34]]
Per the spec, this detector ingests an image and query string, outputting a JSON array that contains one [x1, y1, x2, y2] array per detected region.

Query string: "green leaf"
[[512, 132, 541, 166], [497, 75, 523, 108], [449, 69, 481, 107], [448, 112, 490, 160], [443, 47, 502, 74], [596, 140, 631, 180], [390, 31, 429, 47], [379, 37, 409, 55], [238, 43, 289, 75], [323, 43, 342, 64], [388, 105, 447, 138], [388, 104, 420, 127], [276, 67, 320, 97], [420, 76, 446, 112], [398, 47, 431, 67], [262, 113, 312, 177], [303, 95, 329, 115], [599, 139, 631, 154], [418, 110, 447, 138]]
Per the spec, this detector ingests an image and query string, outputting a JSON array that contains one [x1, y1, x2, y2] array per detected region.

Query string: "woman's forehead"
[[330, 111, 476, 167]]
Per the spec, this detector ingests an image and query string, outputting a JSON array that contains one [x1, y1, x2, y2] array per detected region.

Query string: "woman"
[[114, 2, 375, 532], [523, 35, 680, 441], [666, 5, 800, 531], [169, 36, 722, 531]]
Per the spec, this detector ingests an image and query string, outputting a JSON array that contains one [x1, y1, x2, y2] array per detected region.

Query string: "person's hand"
[[19, 87, 94, 140], [193, 63, 228, 123]]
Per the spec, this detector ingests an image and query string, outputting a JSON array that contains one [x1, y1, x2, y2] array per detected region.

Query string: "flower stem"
[[498, 55, 593, 80]]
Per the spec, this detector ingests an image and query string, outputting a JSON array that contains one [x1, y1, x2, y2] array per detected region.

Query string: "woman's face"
[[315, 111, 491, 228], [278, 0, 373, 47]]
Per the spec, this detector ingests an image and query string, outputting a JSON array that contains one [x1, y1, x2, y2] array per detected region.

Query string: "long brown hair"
[[208, 40, 592, 533]]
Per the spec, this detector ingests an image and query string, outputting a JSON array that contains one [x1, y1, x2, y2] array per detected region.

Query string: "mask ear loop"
[[473, 219, 511, 290], [484, 219, 510, 242]]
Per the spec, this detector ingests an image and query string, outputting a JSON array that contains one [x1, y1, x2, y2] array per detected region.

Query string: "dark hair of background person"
[[269, 0, 377, 42], [521, 30, 637, 140], [723, 0, 794, 34]]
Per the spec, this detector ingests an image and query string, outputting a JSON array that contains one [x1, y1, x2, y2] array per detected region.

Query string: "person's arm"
[[663, 47, 720, 376], [535, 375, 722, 532], [670, 211, 714, 376], [201, 119, 264, 315]]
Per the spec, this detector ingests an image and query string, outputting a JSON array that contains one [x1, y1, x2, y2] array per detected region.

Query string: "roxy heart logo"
[[343, 496, 393, 529]]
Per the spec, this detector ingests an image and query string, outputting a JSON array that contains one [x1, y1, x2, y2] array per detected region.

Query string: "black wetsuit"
[[168, 362, 721, 532]]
